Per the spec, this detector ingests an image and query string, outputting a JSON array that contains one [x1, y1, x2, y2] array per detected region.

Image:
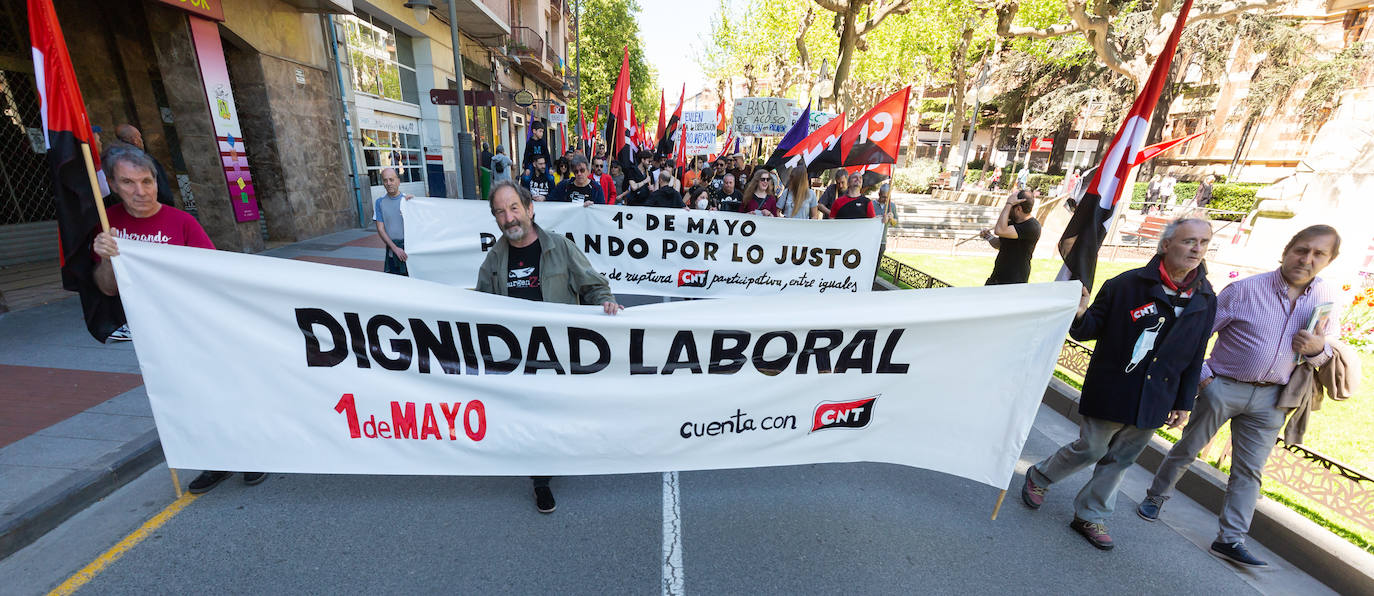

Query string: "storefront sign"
[[513, 89, 535, 107], [547, 104, 567, 124], [1030, 137, 1054, 152], [153, 0, 224, 22], [357, 109, 419, 135], [188, 17, 257, 222]]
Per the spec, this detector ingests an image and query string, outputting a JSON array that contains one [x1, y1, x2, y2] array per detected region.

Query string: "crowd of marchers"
[[81, 119, 1352, 572]]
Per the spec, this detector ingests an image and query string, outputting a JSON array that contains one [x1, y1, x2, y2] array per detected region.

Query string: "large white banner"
[[112, 241, 1079, 488], [403, 199, 883, 298]]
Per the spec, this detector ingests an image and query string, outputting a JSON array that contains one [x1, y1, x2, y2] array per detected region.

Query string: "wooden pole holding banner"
[[991, 489, 1007, 520], [79, 143, 109, 234], [81, 142, 184, 498]]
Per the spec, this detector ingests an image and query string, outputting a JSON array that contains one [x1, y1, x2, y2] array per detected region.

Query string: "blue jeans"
[[1031, 415, 1157, 524], [384, 239, 408, 276]]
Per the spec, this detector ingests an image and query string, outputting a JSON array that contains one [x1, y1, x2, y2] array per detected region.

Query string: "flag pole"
[[991, 489, 1007, 520], [80, 142, 109, 234]]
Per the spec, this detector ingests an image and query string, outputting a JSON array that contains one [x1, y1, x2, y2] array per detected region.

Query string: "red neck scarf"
[[1158, 262, 1198, 293]]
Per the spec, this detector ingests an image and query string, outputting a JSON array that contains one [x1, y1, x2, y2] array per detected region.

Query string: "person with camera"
[[980, 190, 1042, 285]]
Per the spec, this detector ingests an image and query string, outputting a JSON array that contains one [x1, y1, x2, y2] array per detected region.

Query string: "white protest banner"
[[733, 97, 798, 137], [789, 108, 839, 134], [402, 198, 882, 297], [112, 240, 1079, 488], [682, 110, 717, 156]]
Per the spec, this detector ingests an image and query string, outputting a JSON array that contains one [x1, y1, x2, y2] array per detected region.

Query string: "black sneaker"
[[188, 470, 231, 494], [534, 486, 556, 514], [242, 472, 267, 486], [1210, 541, 1268, 568]]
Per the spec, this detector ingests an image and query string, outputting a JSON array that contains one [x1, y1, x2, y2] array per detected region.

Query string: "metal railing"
[[508, 26, 544, 57], [878, 258, 1374, 535]]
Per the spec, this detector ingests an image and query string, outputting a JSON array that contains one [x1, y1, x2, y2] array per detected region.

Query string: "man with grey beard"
[[474, 181, 622, 514]]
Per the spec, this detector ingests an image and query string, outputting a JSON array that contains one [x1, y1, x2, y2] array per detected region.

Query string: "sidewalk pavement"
[[0, 229, 385, 558], [0, 226, 1366, 594]]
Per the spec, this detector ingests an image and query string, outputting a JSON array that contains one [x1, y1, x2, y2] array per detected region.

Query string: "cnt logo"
[[677, 269, 709, 287], [811, 396, 878, 432]]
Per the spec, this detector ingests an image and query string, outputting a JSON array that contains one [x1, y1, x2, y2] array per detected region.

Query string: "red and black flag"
[[605, 46, 635, 168], [763, 102, 811, 171], [787, 113, 845, 175], [29, 0, 123, 342], [657, 84, 684, 159], [809, 87, 910, 172], [715, 99, 726, 134], [1060, 0, 1195, 288]]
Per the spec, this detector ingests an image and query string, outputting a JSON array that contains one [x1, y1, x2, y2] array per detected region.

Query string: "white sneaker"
[[107, 325, 132, 342]]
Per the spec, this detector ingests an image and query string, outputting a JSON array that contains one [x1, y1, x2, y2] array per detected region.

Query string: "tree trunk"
[[831, 10, 859, 113], [905, 79, 927, 166], [943, 25, 974, 171], [1047, 120, 1072, 175]]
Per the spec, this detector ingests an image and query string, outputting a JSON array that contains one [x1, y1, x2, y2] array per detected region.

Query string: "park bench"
[[1128, 215, 1170, 246]]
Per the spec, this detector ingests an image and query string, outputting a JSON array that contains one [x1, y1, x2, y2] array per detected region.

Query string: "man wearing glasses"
[[592, 156, 618, 206], [548, 155, 605, 206]]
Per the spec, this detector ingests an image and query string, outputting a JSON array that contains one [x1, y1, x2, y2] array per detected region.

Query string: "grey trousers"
[[1030, 415, 1157, 524], [1146, 377, 1284, 544]]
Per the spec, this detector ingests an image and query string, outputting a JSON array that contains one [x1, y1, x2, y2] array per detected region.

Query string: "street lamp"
[[404, 0, 435, 26]]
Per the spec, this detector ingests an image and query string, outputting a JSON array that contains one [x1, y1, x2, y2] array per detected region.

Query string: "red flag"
[[812, 87, 910, 170], [29, 0, 124, 341], [1061, 0, 1196, 288], [1136, 131, 1205, 163], [656, 89, 667, 145], [592, 106, 600, 139], [606, 46, 632, 160], [579, 109, 588, 142], [559, 123, 567, 155], [716, 99, 726, 133]]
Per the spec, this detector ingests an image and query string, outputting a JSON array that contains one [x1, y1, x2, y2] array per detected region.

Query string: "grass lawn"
[[890, 252, 1374, 553]]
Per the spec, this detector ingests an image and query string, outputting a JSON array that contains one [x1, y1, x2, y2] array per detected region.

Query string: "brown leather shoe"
[[1070, 517, 1114, 550]]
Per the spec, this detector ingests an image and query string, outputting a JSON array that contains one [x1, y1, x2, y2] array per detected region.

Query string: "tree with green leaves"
[[568, 0, 658, 140]]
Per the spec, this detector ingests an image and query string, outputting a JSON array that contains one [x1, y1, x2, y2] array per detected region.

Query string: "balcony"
[[508, 26, 544, 58], [432, 0, 511, 44], [546, 43, 564, 77]]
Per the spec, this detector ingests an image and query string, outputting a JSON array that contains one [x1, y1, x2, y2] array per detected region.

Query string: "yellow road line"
[[47, 492, 199, 596]]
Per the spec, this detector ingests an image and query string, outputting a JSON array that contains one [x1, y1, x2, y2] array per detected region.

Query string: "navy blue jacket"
[[1071, 256, 1216, 429]]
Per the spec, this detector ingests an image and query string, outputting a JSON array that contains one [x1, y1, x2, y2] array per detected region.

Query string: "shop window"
[[361, 129, 423, 187], [343, 11, 418, 104]]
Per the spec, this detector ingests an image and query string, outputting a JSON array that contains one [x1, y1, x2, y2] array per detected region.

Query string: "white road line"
[[662, 471, 685, 596]]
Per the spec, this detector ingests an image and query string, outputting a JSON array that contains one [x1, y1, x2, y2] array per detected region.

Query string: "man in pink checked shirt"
[[1136, 225, 1342, 569]]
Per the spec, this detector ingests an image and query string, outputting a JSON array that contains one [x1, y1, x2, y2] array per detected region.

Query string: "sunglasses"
[[574, 167, 589, 174]]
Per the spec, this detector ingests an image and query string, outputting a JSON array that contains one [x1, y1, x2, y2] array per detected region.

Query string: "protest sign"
[[112, 240, 1079, 488], [402, 199, 882, 298], [733, 97, 797, 137], [790, 108, 839, 134], [682, 110, 717, 156]]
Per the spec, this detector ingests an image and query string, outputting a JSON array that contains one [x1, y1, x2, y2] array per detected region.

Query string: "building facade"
[[331, 0, 575, 217], [0, 0, 357, 260]]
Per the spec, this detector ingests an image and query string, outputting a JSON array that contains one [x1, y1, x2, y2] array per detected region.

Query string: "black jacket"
[[1071, 256, 1217, 428], [643, 186, 684, 209]]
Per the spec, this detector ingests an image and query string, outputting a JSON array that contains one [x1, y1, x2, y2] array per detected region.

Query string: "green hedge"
[[1126, 181, 1261, 221]]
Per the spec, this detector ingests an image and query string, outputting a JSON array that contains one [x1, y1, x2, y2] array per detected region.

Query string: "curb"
[[1042, 377, 1374, 595], [0, 429, 163, 561]]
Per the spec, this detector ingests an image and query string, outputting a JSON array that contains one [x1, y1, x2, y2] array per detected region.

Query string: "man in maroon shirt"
[[91, 147, 266, 495], [1137, 225, 1341, 568]]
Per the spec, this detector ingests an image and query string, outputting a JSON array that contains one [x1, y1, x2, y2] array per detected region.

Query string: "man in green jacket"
[[476, 181, 623, 513]]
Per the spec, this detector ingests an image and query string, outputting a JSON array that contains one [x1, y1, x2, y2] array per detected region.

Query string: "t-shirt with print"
[[103, 203, 214, 256], [506, 238, 543, 302], [550, 179, 605, 204], [522, 173, 555, 200]]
